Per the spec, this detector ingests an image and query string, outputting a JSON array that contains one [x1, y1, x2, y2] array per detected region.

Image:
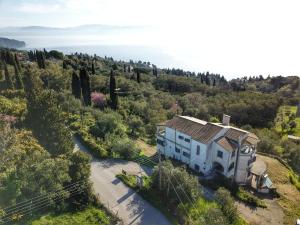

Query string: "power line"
[[1, 186, 85, 224], [129, 149, 201, 224], [0, 180, 87, 225], [2, 180, 86, 213], [3, 182, 86, 217], [1, 188, 83, 224], [166, 175, 195, 225], [1, 182, 86, 220]]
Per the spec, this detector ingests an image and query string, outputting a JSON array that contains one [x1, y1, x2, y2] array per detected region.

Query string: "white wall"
[[235, 144, 253, 183], [212, 142, 233, 177], [189, 140, 208, 173]]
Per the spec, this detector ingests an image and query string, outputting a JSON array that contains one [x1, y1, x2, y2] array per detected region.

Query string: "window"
[[178, 135, 184, 140], [175, 147, 180, 153], [194, 164, 200, 171], [231, 150, 236, 158], [157, 139, 164, 146], [184, 138, 190, 143], [196, 145, 200, 155], [217, 150, 223, 159], [183, 151, 190, 158], [228, 162, 235, 172]]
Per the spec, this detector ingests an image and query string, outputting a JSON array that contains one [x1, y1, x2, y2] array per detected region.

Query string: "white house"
[[156, 114, 260, 185]]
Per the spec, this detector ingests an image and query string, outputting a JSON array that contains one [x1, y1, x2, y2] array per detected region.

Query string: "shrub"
[[91, 92, 106, 109], [75, 130, 108, 158], [110, 138, 140, 159], [236, 188, 267, 208], [289, 172, 300, 191]]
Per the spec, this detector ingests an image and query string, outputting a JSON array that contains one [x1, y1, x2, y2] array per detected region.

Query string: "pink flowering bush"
[[91, 92, 106, 109]]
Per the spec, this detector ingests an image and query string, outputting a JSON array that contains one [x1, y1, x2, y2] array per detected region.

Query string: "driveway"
[[73, 136, 172, 225]]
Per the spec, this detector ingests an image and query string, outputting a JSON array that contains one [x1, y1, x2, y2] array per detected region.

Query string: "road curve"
[[73, 136, 172, 225]]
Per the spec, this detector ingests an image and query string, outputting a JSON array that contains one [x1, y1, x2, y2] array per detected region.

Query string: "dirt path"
[[236, 198, 284, 225]]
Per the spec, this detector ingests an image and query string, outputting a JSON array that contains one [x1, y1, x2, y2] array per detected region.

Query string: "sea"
[[5, 34, 182, 70]]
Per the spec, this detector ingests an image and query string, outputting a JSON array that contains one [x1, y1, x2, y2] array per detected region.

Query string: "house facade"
[[156, 115, 260, 185]]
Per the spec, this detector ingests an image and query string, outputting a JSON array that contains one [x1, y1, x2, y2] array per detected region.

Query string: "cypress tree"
[[91, 62, 95, 74], [71, 71, 81, 99], [136, 70, 141, 83], [63, 60, 67, 69], [109, 70, 118, 110], [205, 72, 210, 86], [14, 63, 24, 89], [4, 63, 14, 89], [36, 51, 46, 69], [14, 54, 21, 70], [154, 67, 158, 77], [213, 78, 216, 86], [79, 68, 91, 106]]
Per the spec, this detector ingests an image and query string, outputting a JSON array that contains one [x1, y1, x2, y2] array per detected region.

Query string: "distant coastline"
[[0, 37, 25, 48]]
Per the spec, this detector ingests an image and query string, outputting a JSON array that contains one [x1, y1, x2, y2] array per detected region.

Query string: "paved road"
[[73, 137, 172, 225]]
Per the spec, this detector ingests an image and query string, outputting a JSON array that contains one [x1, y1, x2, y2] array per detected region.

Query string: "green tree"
[[14, 53, 21, 70], [91, 62, 95, 75], [24, 69, 74, 156], [14, 63, 23, 89], [0, 129, 70, 207], [68, 151, 92, 209], [4, 63, 14, 90], [110, 138, 140, 159], [109, 70, 118, 110], [90, 112, 126, 139], [128, 115, 144, 137], [79, 68, 91, 106], [72, 71, 81, 99], [136, 70, 141, 83]]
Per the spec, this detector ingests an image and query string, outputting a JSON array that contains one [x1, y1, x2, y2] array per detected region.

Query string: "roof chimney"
[[222, 114, 230, 126]]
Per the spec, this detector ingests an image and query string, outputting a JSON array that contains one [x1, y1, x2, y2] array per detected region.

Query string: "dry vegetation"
[[258, 155, 300, 225]]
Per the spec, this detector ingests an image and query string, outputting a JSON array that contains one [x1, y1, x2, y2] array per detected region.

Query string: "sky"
[[1, 0, 300, 78]]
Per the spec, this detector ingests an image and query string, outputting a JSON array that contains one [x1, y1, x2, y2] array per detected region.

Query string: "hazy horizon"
[[1, 0, 300, 78]]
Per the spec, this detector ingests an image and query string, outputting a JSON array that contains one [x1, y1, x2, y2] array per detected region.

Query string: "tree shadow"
[[117, 189, 136, 204], [112, 178, 121, 185]]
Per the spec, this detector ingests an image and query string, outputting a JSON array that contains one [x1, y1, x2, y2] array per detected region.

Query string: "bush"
[[289, 172, 300, 191], [110, 138, 140, 159], [236, 188, 267, 208], [75, 131, 108, 158]]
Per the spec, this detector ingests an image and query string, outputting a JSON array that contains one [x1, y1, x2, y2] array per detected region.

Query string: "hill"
[[0, 37, 25, 48]]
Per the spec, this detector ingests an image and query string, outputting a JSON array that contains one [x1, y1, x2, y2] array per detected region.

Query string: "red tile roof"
[[165, 116, 223, 144]]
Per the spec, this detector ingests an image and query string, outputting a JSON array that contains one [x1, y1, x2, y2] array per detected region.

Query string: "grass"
[[135, 139, 157, 157], [275, 105, 300, 136], [21, 206, 115, 225]]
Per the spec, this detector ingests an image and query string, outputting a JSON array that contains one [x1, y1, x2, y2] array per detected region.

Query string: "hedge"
[[75, 130, 108, 158]]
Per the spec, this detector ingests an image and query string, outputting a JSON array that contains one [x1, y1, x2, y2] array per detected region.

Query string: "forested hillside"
[[0, 48, 299, 224]]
